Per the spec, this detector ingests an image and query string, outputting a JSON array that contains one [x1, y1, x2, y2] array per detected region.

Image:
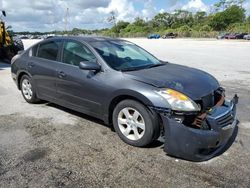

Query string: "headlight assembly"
[[156, 89, 200, 112]]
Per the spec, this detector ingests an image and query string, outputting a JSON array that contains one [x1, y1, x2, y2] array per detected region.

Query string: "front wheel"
[[112, 100, 160, 147]]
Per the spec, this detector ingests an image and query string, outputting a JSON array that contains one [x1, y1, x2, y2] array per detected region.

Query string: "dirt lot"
[[0, 39, 250, 188]]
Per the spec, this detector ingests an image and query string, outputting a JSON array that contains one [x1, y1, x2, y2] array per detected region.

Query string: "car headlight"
[[156, 89, 200, 111]]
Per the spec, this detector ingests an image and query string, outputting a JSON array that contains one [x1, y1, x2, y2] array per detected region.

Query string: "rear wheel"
[[112, 99, 160, 147], [20, 75, 39, 103]]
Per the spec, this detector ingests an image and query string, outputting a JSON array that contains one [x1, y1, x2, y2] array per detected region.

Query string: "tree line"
[[14, 0, 250, 38], [102, 0, 250, 38]]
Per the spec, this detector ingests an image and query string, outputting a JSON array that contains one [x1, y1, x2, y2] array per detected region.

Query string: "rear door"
[[28, 39, 62, 101], [56, 39, 105, 116]]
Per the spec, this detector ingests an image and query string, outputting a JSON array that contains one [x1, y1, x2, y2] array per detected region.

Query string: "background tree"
[[209, 5, 245, 31], [153, 12, 174, 28], [112, 21, 129, 34], [247, 16, 250, 23]]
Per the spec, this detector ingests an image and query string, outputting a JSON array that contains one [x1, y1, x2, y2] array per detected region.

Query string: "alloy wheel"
[[117, 107, 145, 141], [21, 79, 33, 100]]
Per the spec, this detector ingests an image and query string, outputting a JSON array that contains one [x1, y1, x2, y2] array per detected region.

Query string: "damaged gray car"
[[11, 37, 238, 161]]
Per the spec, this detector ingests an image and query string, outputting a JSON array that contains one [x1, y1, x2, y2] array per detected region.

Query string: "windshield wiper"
[[121, 63, 166, 72], [121, 67, 143, 72], [144, 63, 166, 69]]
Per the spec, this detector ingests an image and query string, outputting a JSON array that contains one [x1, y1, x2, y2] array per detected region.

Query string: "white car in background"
[[243, 34, 250, 40]]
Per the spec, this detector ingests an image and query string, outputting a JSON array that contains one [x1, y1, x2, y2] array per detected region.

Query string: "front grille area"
[[154, 87, 234, 131], [202, 93, 214, 110], [195, 92, 215, 112], [196, 87, 225, 112], [216, 111, 234, 128]]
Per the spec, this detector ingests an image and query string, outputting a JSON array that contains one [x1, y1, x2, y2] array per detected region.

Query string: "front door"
[[56, 40, 106, 116]]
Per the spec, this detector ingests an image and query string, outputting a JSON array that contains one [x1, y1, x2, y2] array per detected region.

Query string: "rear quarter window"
[[29, 45, 38, 57]]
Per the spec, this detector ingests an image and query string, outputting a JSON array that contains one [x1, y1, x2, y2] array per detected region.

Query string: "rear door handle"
[[58, 71, 66, 78]]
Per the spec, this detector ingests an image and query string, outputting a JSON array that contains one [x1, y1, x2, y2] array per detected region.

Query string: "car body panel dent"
[[124, 63, 220, 99]]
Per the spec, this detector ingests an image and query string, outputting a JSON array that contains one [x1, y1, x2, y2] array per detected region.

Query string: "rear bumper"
[[160, 95, 238, 162]]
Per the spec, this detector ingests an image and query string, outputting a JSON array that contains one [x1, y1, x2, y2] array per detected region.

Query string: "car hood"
[[124, 63, 220, 99]]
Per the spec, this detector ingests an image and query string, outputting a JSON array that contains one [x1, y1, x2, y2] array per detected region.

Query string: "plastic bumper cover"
[[160, 95, 238, 162]]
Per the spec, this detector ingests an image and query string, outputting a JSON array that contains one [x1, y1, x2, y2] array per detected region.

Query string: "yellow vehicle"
[[0, 11, 23, 62]]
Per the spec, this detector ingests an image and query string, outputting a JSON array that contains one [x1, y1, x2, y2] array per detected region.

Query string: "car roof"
[[46, 36, 124, 43]]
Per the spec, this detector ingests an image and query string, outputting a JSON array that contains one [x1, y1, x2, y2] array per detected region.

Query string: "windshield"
[[90, 40, 162, 71]]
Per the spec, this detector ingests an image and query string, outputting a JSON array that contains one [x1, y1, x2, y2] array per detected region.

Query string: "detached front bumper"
[[160, 95, 238, 162]]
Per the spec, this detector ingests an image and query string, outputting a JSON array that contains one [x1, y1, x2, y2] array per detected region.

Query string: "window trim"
[[29, 44, 39, 57], [60, 39, 97, 67], [30, 38, 105, 72], [34, 39, 63, 62]]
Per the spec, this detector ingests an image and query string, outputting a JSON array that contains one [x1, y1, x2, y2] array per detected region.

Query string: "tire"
[[112, 99, 160, 147], [20, 75, 39, 103]]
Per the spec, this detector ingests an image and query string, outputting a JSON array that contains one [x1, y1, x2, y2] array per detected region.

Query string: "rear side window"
[[37, 41, 61, 61], [62, 41, 96, 66]]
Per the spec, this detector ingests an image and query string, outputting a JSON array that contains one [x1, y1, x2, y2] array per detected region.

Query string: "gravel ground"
[[0, 39, 250, 188]]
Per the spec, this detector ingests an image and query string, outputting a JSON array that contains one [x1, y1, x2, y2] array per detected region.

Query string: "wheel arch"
[[106, 92, 154, 125]]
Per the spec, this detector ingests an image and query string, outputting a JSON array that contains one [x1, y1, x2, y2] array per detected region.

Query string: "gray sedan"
[[11, 36, 238, 161]]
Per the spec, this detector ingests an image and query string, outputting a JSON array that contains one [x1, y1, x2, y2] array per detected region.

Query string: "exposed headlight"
[[156, 89, 200, 111]]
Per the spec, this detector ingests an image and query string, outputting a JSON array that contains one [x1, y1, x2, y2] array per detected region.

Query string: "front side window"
[[37, 41, 61, 61], [62, 41, 96, 66], [90, 40, 161, 71]]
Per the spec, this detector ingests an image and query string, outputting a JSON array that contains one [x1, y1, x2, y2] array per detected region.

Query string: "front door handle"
[[58, 71, 66, 78]]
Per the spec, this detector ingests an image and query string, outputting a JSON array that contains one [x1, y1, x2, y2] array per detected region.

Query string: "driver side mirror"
[[79, 61, 101, 71]]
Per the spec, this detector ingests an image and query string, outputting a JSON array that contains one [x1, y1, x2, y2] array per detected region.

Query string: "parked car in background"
[[148, 34, 160, 39], [11, 36, 238, 161], [235, 33, 248, 39], [223, 33, 231, 39], [217, 33, 249, 40], [20, 36, 29, 39], [162, 33, 177, 39], [217, 33, 229, 39], [243, 34, 250, 40], [224, 33, 238, 39]]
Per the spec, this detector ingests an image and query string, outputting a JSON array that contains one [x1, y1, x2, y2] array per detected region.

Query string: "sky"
[[0, 0, 250, 32]]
